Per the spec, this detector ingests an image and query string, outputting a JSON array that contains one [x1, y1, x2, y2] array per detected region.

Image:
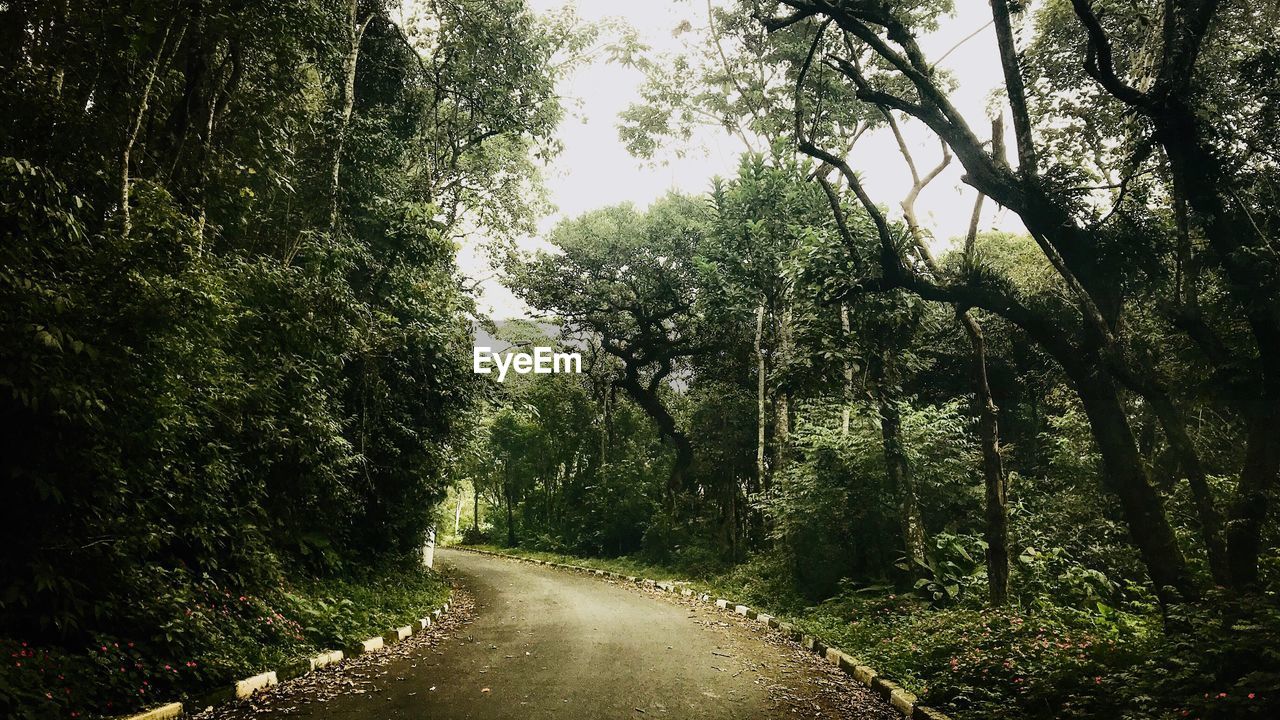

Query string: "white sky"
[[460, 0, 1026, 319]]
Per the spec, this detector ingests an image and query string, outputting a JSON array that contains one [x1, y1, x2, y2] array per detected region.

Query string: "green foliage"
[[0, 560, 449, 719], [0, 0, 570, 714], [901, 533, 989, 607]]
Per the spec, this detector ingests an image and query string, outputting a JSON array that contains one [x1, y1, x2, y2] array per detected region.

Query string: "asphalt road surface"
[[201, 547, 897, 720]]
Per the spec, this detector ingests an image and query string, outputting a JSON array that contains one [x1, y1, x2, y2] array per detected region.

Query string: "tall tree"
[[505, 196, 713, 501], [754, 0, 1280, 604]]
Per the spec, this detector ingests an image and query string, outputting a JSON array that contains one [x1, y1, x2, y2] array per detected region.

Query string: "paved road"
[[206, 548, 895, 720]]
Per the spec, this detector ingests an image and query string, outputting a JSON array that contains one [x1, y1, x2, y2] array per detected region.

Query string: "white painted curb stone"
[[234, 671, 277, 698]]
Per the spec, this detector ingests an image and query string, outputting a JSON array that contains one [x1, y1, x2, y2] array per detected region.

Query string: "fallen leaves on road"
[[192, 587, 478, 720], [627, 582, 900, 720]]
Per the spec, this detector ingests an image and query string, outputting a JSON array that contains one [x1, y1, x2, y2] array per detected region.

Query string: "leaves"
[[0, 0, 570, 714]]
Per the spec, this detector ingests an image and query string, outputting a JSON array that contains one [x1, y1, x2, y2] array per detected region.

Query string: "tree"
[[505, 196, 713, 501], [0, 3, 571, 712], [752, 0, 1280, 605]]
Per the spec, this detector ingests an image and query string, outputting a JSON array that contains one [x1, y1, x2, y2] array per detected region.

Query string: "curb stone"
[[452, 546, 954, 720], [234, 671, 277, 699], [117, 593, 453, 720], [355, 636, 385, 654], [310, 649, 344, 670], [125, 702, 182, 720]]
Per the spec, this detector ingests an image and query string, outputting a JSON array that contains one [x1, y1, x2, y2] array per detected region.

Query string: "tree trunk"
[[330, 0, 371, 230], [1110, 367, 1231, 586], [841, 304, 852, 437], [959, 190, 1009, 606], [804, 83, 1199, 610], [121, 21, 179, 242], [771, 305, 793, 481], [989, 0, 1037, 174], [599, 386, 609, 469], [454, 491, 462, 535], [1070, 364, 1199, 606], [504, 465, 516, 547], [1159, 113, 1280, 590], [618, 375, 692, 501], [755, 302, 767, 487], [871, 351, 927, 569], [960, 313, 1009, 605], [1228, 415, 1280, 588]]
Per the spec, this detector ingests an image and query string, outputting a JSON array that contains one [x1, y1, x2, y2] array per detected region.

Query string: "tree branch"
[[1069, 0, 1148, 107]]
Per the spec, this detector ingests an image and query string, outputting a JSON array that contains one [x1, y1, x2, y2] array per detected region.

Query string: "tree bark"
[[1066, 0, 1280, 590], [121, 21, 179, 241], [870, 350, 928, 569], [806, 144, 1197, 608], [961, 313, 1009, 605], [619, 374, 693, 501], [503, 465, 516, 547], [888, 112, 1010, 606], [454, 491, 462, 535], [755, 302, 767, 488], [1070, 364, 1199, 605], [841, 304, 852, 437], [1228, 416, 1280, 588], [989, 0, 1037, 174], [330, 0, 372, 231], [955, 183, 1010, 606], [1107, 364, 1231, 586], [1158, 122, 1280, 589], [771, 305, 793, 481], [599, 385, 609, 469]]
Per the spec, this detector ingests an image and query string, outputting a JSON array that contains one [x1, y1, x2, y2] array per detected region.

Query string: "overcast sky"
[[461, 0, 1024, 319]]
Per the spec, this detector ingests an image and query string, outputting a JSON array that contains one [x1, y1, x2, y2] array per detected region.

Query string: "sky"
[[459, 0, 1026, 319]]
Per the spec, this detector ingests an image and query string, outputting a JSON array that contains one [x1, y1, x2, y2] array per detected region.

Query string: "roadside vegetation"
[[449, 2, 1280, 719], [0, 0, 580, 717], [1, 561, 449, 718]]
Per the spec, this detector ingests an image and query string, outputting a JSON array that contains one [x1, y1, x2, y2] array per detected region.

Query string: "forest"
[[2, 0, 1278, 719], [0, 0, 576, 716]]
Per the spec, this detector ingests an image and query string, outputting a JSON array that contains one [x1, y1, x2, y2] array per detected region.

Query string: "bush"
[[0, 558, 449, 719], [459, 525, 491, 545]]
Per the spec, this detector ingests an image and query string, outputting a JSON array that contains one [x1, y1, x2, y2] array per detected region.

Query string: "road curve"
[[203, 547, 896, 720]]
